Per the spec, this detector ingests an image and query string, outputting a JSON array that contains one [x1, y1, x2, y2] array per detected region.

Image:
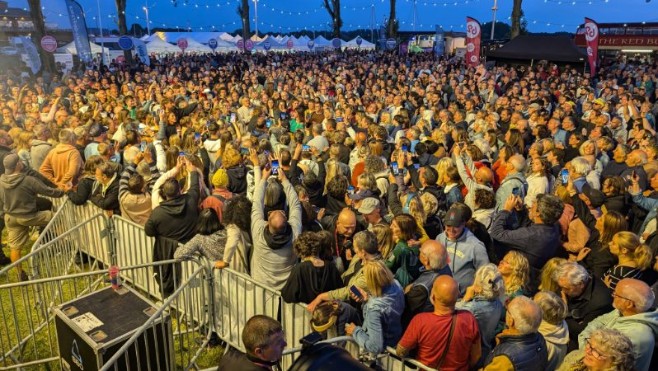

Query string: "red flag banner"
[[584, 18, 599, 76], [465, 17, 482, 67]]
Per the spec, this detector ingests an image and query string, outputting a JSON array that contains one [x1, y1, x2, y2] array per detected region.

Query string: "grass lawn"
[[0, 243, 222, 370]]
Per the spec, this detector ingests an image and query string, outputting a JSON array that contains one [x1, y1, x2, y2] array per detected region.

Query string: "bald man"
[[401, 240, 453, 327], [484, 296, 547, 371], [323, 208, 360, 273], [397, 276, 481, 370], [576, 278, 658, 371]]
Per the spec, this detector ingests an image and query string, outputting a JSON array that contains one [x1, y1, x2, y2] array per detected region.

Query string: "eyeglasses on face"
[[585, 338, 608, 360]]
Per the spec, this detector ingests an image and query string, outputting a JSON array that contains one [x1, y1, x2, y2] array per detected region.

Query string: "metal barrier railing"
[[381, 346, 439, 371], [1, 197, 441, 371]]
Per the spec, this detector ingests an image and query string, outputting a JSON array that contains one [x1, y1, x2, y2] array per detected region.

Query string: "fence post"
[[104, 216, 117, 267]]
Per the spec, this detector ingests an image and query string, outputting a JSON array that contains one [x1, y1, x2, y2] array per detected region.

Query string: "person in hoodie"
[[250, 164, 302, 291], [118, 161, 154, 226], [534, 291, 569, 371], [29, 124, 52, 171], [576, 278, 658, 371], [435, 204, 490, 296], [145, 156, 201, 296], [222, 147, 247, 195], [39, 129, 84, 190], [0, 154, 64, 280]]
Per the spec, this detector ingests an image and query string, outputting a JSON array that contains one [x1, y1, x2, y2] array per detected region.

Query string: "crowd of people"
[[1, 49, 658, 370]]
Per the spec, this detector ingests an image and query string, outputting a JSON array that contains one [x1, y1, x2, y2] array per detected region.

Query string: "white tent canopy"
[[145, 38, 180, 53], [343, 37, 376, 50], [56, 41, 106, 55], [254, 35, 286, 51], [181, 38, 212, 53]]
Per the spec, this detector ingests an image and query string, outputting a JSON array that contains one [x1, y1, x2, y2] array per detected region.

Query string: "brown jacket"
[[39, 143, 84, 189]]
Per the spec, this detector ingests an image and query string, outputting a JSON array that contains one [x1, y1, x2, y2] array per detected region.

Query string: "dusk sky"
[[9, 0, 658, 34]]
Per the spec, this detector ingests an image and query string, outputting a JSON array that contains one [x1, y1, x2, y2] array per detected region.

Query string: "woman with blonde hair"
[[371, 224, 394, 261], [603, 231, 653, 290], [15, 130, 33, 168], [456, 264, 505, 361], [498, 251, 530, 300], [345, 260, 405, 354], [539, 257, 567, 294], [578, 211, 626, 279]]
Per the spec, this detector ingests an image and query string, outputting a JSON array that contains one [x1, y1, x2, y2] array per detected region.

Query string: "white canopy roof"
[[343, 37, 376, 50], [56, 41, 106, 55], [145, 38, 180, 53], [181, 38, 212, 53], [313, 36, 331, 46]]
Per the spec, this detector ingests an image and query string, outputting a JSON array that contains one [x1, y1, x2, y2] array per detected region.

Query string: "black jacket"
[[89, 177, 121, 216], [565, 276, 613, 350], [226, 164, 247, 194], [67, 177, 95, 205]]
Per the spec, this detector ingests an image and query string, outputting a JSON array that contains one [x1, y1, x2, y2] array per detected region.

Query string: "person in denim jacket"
[[345, 260, 405, 354]]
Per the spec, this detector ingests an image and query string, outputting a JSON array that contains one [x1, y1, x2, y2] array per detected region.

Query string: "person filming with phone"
[[489, 193, 564, 281]]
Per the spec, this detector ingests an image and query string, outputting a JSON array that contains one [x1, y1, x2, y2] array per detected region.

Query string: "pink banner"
[[584, 18, 599, 76], [465, 17, 482, 68]]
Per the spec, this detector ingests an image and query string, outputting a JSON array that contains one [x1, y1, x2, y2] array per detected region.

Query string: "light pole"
[[96, 0, 105, 66], [252, 0, 259, 37], [491, 0, 498, 40], [142, 6, 150, 36]]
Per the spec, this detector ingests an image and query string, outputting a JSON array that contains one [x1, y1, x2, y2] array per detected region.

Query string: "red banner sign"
[[465, 17, 482, 68], [584, 18, 599, 76]]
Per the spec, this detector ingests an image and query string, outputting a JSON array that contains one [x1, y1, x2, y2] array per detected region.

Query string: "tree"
[[26, 0, 55, 73], [387, 0, 398, 38], [237, 0, 250, 44], [114, 0, 132, 63], [481, 21, 512, 40], [323, 0, 342, 38], [510, 0, 523, 39]]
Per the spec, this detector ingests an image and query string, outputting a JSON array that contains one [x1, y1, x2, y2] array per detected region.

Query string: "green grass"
[[0, 242, 222, 371]]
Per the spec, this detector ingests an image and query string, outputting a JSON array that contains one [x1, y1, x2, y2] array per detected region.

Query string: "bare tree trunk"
[[238, 0, 250, 40], [323, 0, 342, 38], [27, 0, 55, 73], [510, 0, 523, 39], [387, 0, 397, 38], [114, 0, 133, 64]]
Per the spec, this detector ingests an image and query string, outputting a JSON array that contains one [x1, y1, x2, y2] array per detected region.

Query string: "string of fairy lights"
[[26, 0, 656, 34]]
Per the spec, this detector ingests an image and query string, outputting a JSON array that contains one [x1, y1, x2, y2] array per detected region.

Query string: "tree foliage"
[[387, 0, 398, 38], [323, 0, 343, 38], [237, 0, 250, 40]]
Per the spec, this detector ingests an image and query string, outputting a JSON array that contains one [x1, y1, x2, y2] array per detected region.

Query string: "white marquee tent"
[[145, 38, 180, 53], [343, 37, 376, 50], [56, 41, 106, 55]]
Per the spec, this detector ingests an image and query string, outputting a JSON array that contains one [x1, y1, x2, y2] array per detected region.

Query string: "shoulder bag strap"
[[436, 313, 457, 370]]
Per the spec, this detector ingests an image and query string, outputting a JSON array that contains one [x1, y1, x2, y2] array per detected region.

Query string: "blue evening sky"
[[9, 0, 658, 34]]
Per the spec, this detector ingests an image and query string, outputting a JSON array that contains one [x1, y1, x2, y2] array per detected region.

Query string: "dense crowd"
[[1, 49, 658, 371]]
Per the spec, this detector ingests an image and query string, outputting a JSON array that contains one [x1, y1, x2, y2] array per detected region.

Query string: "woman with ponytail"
[[603, 231, 653, 290]]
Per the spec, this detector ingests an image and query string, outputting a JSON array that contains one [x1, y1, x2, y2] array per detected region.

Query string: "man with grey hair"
[[401, 240, 452, 326], [483, 296, 548, 371], [495, 154, 527, 210], [568, 156, 592, 193], [576, 278, 658, 371], [534, 291, 569, 371], [39, 129, 84, 190], [553, 261, 612, 351], [490, 193, 563, 274]]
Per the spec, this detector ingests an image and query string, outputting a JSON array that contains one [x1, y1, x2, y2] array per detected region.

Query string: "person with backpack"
[[200, 168, 233, 223]]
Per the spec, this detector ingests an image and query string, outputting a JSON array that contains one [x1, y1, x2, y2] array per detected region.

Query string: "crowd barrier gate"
[[2, 198, 439, 370]]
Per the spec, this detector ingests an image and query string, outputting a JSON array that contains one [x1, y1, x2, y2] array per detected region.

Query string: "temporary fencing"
[[1, 198, 440, 370]]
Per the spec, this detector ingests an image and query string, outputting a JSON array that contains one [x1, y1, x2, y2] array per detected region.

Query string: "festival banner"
[[132, 37, 150, 66], [21, 37, 41, 74], [434, 25, 445, 57], [584, 17, 600, 76], [65, 0, 93, 64], [465, 17, 482, 67]]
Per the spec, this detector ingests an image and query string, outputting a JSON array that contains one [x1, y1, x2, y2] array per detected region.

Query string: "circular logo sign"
[[386, 38, 397, 50], [40, 35, 58, 53], [237, 39, 244, 50], [263, 40, 272, 51], [307, 40, 315, 49], [466, 20, 481, 38], [466, 43, 475, 52], [332, 38, 341, 48], [118, 36, 133, 50], [470, 55, 478, 63], [584, 22, 598, 42], [586, 46, 593, 56], [286, 39, 294, 49], [356, 36, 363, 46], [177, 38, 188, 51], [245, 40, 254, 51], [208, 38, 218, 50]]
